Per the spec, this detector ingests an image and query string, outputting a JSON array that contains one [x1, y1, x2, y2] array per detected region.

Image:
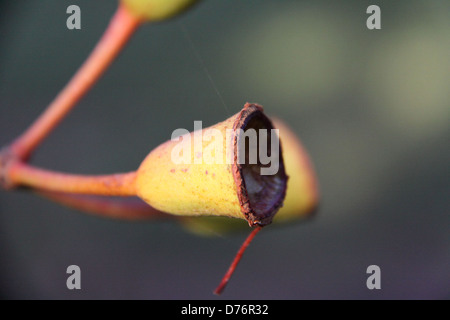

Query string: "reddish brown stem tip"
[[214, 225, 262, 295]]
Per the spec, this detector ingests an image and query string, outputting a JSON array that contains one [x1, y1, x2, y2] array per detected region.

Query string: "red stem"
[[7, 161, 137, 196], [9, 4, 141, 160], [214, 225, 262, 295]]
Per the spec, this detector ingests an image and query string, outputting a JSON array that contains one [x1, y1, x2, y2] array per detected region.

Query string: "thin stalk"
[[7, 161, 137, 196], [214, 225, 262, 295]]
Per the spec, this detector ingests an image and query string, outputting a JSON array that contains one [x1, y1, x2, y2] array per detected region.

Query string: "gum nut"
[[135, 103, 288, 227]]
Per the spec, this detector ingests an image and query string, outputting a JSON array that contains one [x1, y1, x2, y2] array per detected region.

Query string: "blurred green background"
[[0, 0, 448, 299]]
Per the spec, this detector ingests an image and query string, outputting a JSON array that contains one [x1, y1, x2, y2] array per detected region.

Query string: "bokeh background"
[[0, 0, 448, 299]]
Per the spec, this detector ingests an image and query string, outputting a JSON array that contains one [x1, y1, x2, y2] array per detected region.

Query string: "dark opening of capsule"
[[233, 104, 287, 226]]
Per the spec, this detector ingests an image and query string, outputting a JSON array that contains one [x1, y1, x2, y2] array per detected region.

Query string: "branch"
[[9, 4, 141, 160], [6, 161, 137, 196]]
